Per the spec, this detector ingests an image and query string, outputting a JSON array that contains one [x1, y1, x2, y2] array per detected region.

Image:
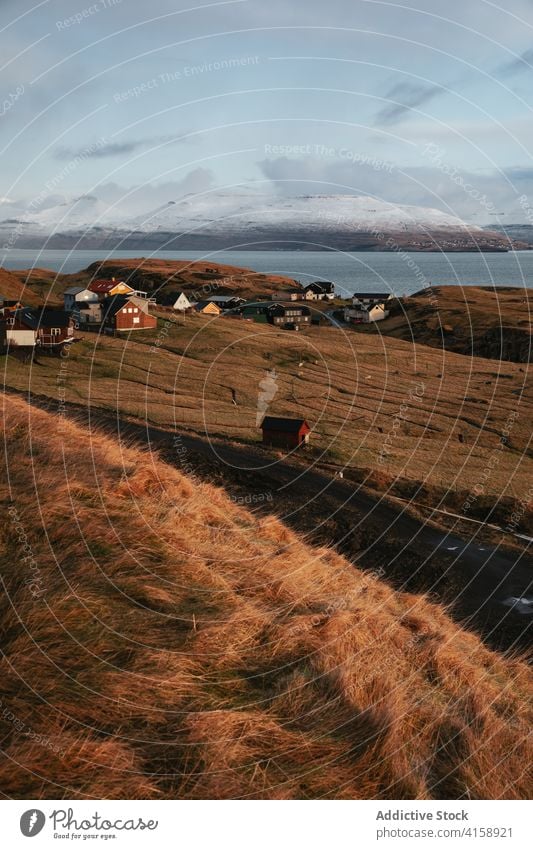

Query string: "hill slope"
[[360, 285, 533, 363], [8, 258, 301, 304], [0, 393, 531, 799], [0, 267, 41, 306], [3, 307, 532, 531]]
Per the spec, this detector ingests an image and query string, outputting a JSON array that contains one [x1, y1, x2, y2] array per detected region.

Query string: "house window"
[[133, 307, 138, 313], [133, 316, 140, 324], [51, 328, 61, 335]]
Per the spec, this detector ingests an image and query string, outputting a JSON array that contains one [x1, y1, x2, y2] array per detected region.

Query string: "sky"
[[2, 0, 533, 224]]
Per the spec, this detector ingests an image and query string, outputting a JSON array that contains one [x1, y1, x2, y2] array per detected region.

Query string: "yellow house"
[[195, 301, 221, 316], [88, 278, 136, 297]]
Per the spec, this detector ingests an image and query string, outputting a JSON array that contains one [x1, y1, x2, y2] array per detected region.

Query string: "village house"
[[260, 416, 311, 450], [88, 278, 136, 299], [0, 298, 24, 314], [194, 301, 222, 316], [351, 292, 392, 308], [270, 288, 302, 301], [206, 295, 246, 311], [345, 292, 392, 323], [1, 310, 36, 350], [101, 295, 157, 333], [2, 307, 75, 350], [172, 292, 193, 312], [267, 303, 311, 330], [232, 301, 272, 323], [77, 301, 103, 326], [27, 308, 76, 348], [63, 286, 99, 312], [303, 281, 335, 300]]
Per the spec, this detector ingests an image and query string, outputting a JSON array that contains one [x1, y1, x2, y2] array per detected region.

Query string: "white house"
[[3, 312, 35, 347], [172, 292, 193, 312], [351, 292, 392, 309], [270, 290, 302, 301], [344, 292, 392, 323], [344, 301, 391, 324], [64, 286, 99, 312], [77, 301, 103, 325], [303, 282, 335, 300]]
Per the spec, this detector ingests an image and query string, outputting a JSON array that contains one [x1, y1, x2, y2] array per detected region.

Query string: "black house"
[[304, 281, 335, 299], [267, 303, 311, 329]]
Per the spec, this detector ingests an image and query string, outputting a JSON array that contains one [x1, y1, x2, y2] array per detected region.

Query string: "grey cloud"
[[374, 82, 446, 126], [53, 134, 190, 160], [496, 48, 533, 77], [94, 168, 216, 216], [257, 155, 533, 223]]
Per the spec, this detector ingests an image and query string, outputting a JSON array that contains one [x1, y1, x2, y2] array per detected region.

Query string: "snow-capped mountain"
[[0, 192, 514, 251], [128, 193, 484, 236]]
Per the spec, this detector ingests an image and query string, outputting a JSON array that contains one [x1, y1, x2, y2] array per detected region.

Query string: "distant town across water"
[[2, 249, 533, 296]]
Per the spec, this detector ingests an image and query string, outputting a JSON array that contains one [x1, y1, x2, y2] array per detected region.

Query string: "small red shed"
[[260, 416, 311, 450]]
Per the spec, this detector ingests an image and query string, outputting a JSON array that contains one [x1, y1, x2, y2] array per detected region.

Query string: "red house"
[[260, 416, 311, 449], [102, 295, 157, 333]]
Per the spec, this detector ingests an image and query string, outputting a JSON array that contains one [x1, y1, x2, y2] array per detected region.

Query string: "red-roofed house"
[[88, 278, 136, 298]]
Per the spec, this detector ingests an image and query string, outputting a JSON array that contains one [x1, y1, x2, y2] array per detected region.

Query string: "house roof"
[[88, 279, 134, 294], [269, 304, 311, 316], [208, 295, 245, 304], [195, 300, 221, 312], [17, 308, 72, 329], [260, 416, 309, 432], [0, 299, 23, 307], [102, 294, 147, 318], [64, 286, 87, 295], [305, 281, 335, 293]]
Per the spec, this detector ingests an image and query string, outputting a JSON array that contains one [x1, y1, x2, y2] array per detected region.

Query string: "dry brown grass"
[[3, 308, 532, 527], [0, 268, 42, 306], [11, 257, 300, 303], [364, 286, 533, 363], [0, 392, 531, 799]]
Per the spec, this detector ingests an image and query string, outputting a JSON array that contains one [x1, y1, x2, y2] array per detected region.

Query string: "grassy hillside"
[[10, 257, 301, 304], [0, 392, 531, 799], [359, 286, 533, 363], [2, 309, 532, 529], [0, 268, 41, 306]]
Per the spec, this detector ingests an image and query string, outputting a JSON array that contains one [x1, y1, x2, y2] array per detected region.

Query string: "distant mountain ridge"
[[483, 223, 533, 247], [0, 192, 524, 252]]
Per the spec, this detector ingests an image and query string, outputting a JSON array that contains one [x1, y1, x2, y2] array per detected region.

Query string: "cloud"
[[374, 81, 446, 126], [256, 155, 533, 223], [94, 168, 217, 216], [496, 48, 533, 77], [53, 134, 190, 160]]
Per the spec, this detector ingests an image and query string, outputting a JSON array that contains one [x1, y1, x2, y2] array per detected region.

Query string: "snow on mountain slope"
[[128, 193, 483, 235], [2, 191, 511, 251], [1, 192, 482, 236]]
